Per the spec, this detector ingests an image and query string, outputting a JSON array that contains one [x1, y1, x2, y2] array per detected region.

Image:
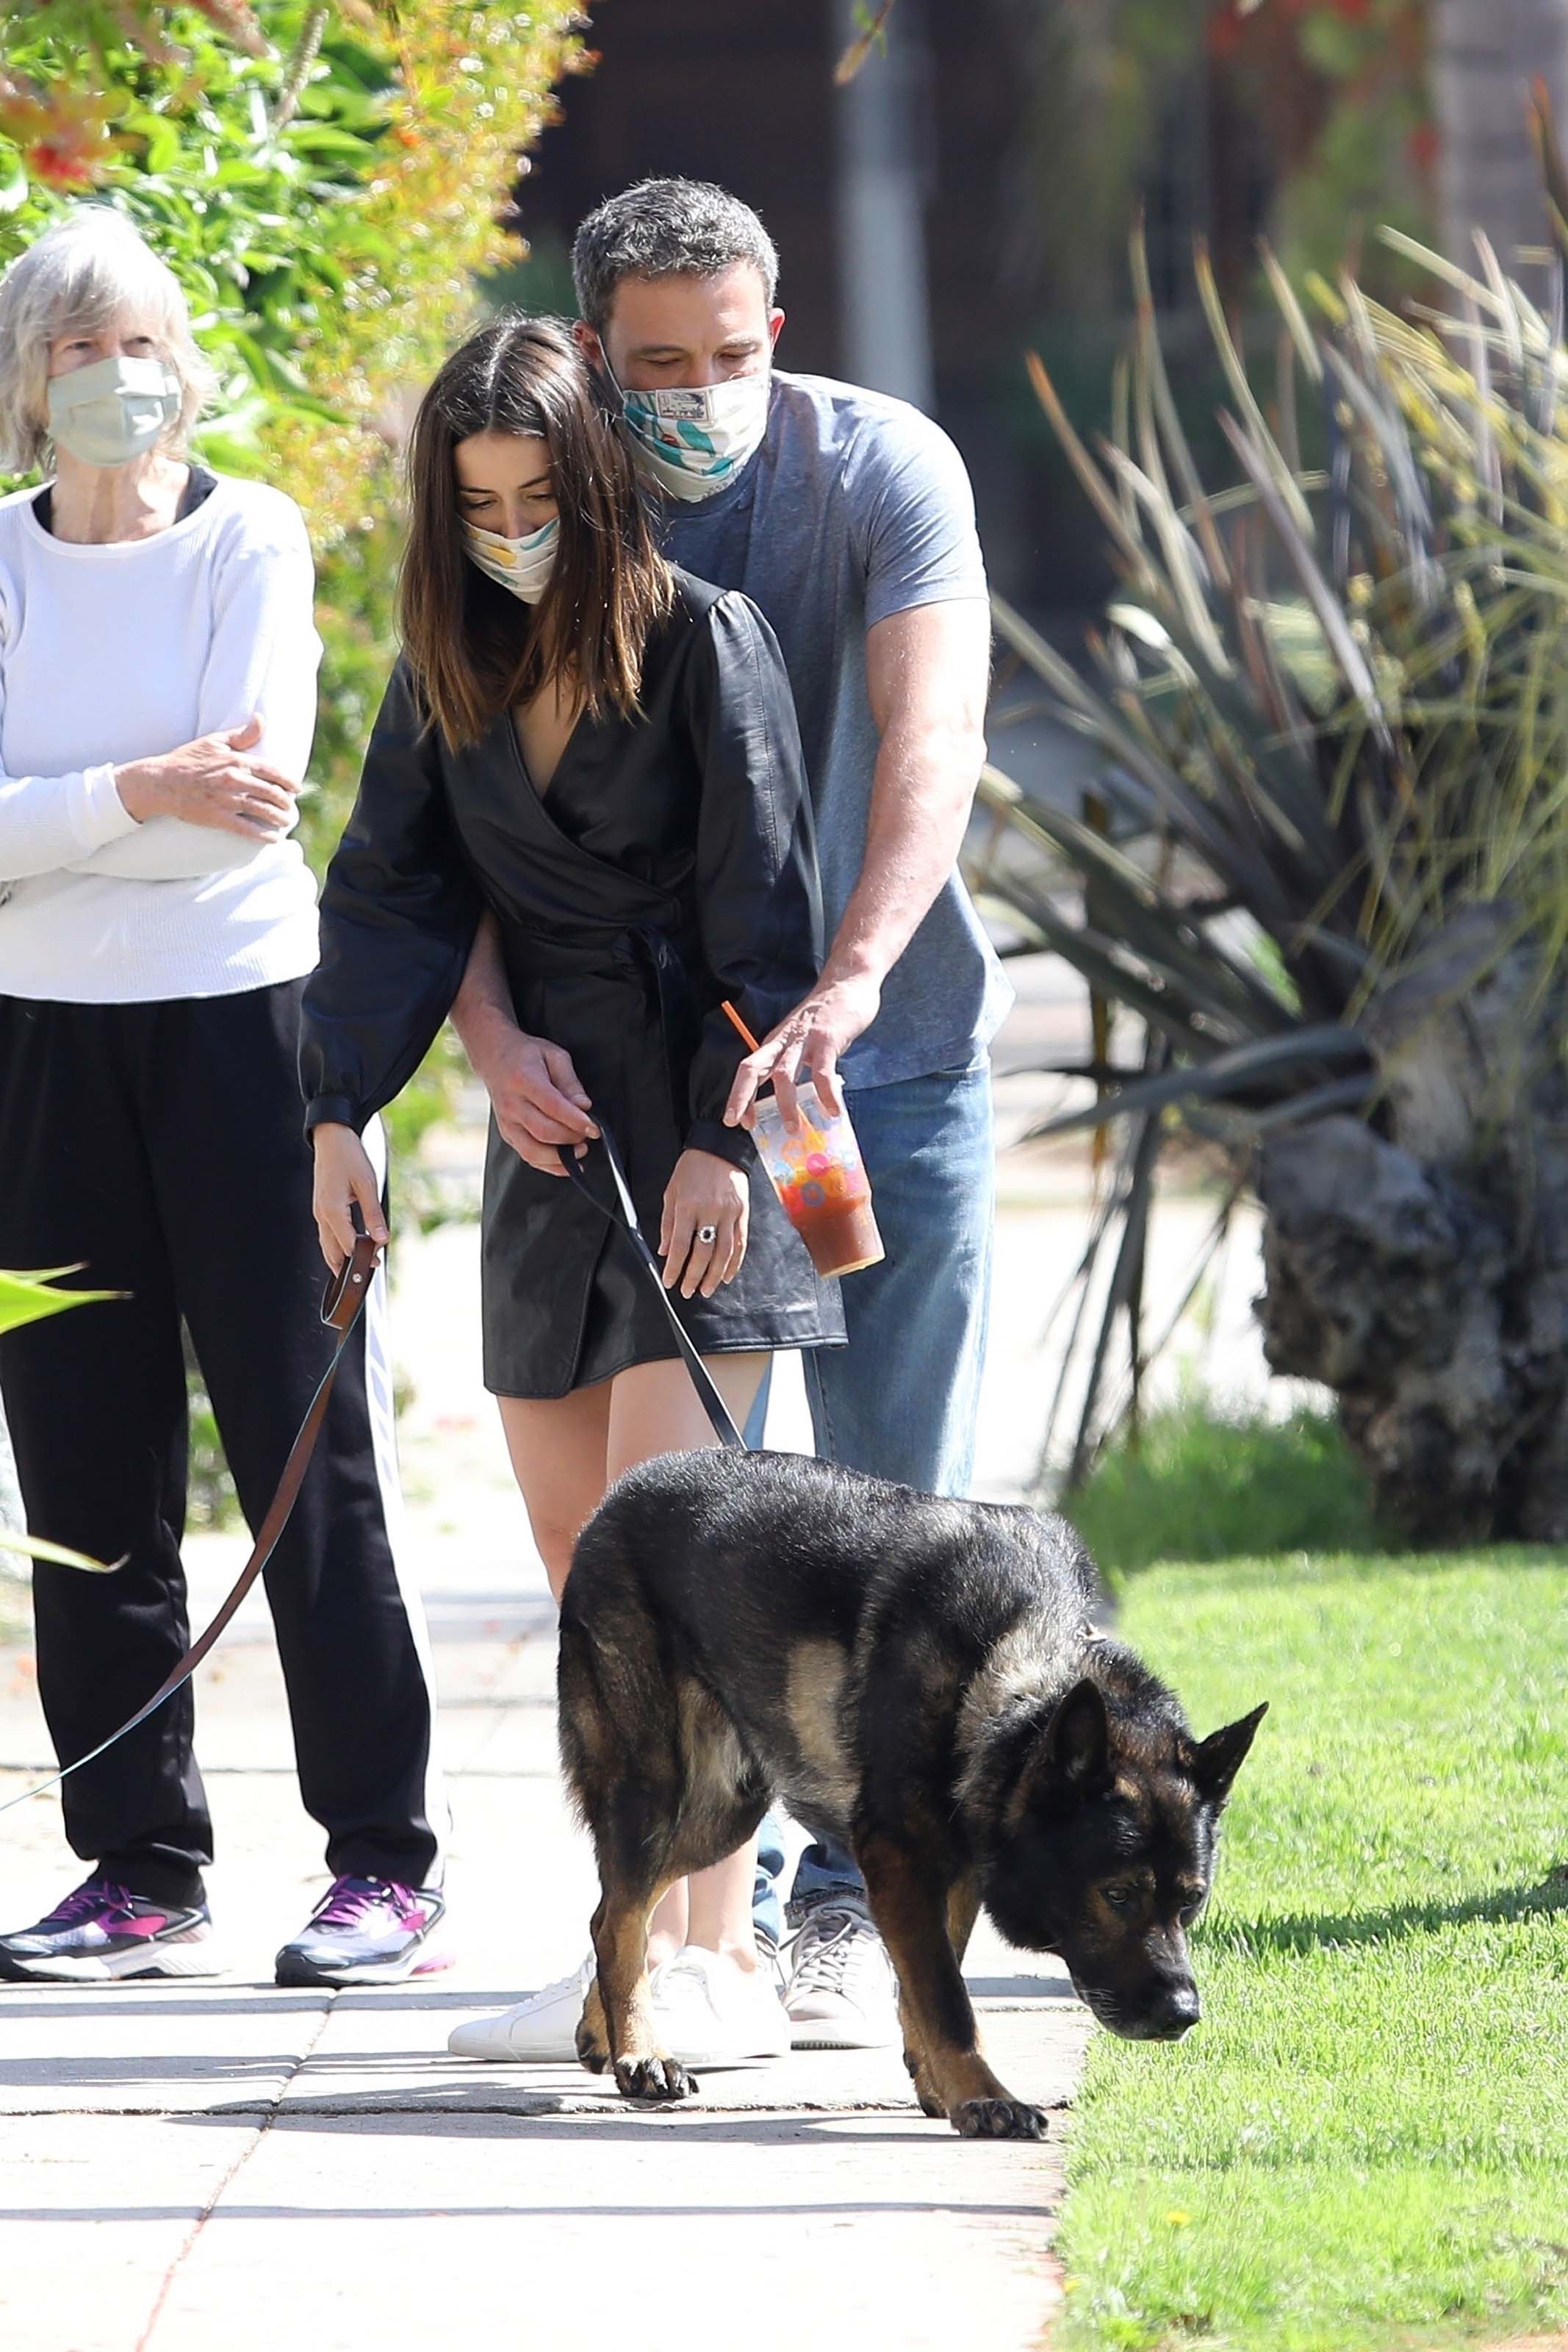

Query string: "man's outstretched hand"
[[723, 970, 882, 1127], [478, 1028, 598, 1177]]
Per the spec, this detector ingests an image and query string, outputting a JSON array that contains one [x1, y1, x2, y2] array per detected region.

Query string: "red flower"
[[1407, 120, 1440, 171], [26, 136, 98, 189], [4, 87, 117, 189]]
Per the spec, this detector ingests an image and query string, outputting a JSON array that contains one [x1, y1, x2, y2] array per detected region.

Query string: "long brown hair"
[[398, 313, 672, 749]]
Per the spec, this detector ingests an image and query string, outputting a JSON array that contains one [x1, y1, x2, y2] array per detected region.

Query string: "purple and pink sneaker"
[[0, 1876, 217, 1982], [273, 1875, 450, 1987]]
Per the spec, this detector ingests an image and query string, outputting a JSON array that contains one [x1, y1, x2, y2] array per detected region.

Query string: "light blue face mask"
[[46, 354, 181, 469], [610, 368, 772, 503]]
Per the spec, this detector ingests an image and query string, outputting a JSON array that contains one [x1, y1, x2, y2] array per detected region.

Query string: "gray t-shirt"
[[658, 370, 1012, 1090]]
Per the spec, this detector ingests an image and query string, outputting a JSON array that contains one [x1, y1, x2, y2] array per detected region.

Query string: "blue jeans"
[[752, 1059, 996, 1940]]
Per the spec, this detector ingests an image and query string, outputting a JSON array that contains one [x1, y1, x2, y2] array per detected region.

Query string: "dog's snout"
[[1150, 1982, 1201, 2040]]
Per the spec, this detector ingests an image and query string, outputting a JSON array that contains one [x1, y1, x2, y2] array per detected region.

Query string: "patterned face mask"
[[462, 515, 559, 604], [614, 371, 772, 503]]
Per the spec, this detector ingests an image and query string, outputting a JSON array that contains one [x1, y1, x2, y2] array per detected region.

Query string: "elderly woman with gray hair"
[[0, 207, 447, 1990]]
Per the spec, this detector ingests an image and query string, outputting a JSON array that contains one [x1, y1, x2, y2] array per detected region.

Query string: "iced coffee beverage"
[[750, 1082, 885, 1279]]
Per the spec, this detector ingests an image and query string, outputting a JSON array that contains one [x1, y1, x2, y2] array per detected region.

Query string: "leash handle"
[[323, 1202, 376, 1331], [558, 1124, 748, 1453], [0, 1230, 382, 1824]]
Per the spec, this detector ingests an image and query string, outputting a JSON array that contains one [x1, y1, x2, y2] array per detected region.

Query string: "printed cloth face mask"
[[463, 514, 560, 604], [614, 370, 771, 503], [46, 354, 181, 468]]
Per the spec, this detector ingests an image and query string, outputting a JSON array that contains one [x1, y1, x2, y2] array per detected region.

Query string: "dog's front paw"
[[952, 2096, 1048, 2140], [614, 2053, 697, 2104], [903, 2048, 947, 2119], [575, 2018, 609, 2074]]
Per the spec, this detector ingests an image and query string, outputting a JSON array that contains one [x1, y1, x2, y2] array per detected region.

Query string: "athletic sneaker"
[[755, 1926, 786, 1995], [447, 1954, 595, 2061], [650, 1944, 792, 2068], [447, 1943, 791, 2068], [274, 1876, 450, 1987], [783, 1898, 901, 2049], [0, 1876, 218, 1983]]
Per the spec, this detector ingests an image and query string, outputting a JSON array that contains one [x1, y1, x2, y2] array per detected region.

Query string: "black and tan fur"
[[558, 1449, 1266, 2138]]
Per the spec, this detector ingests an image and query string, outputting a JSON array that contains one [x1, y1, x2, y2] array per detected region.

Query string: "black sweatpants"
[[0, 981, 444, 1910]]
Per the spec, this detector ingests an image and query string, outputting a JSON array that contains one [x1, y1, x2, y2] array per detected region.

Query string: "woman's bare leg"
[[603, 1350, 769, 1482], [607, 1353, 769, 1973], [496, 1383, 613, 1604], [646, 1880, 689, 1971]]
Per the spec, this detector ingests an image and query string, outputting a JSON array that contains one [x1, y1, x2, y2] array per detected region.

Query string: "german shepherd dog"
[[558, 1449, 1266, 2139]]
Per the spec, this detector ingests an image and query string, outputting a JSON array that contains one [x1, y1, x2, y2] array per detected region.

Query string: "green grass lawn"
[[1057, 1550, 1568, 2352]]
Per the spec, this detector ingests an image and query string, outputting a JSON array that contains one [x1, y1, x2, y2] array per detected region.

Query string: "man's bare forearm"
[[820, 713, 983, 992], [721, 599, 990, 1122], [821, 598, 990, 992], [451, 908, 518, 1072]]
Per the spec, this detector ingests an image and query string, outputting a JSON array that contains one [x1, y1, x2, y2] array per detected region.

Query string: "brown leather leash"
[[558, 1122, 747, 1453], [0, 1228, 381, 1821]]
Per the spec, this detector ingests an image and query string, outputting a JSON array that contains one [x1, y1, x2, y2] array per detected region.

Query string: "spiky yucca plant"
[[977, 209, 1568, 1541]]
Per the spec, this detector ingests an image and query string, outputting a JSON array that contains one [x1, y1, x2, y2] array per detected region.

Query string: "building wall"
[[517, 0, 842, 371], [511, 0, 1091, 606]]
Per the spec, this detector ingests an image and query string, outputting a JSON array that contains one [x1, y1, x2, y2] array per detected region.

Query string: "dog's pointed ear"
[[1190, 1702, 1267, 1804], [1045, 1678, 1113, 1796]]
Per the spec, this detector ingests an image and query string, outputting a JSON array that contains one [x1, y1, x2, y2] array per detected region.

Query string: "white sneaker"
[[447, 1954, 594, 2062], [650, 1945, 792, 2068], [783, 1900, 900, 2050]]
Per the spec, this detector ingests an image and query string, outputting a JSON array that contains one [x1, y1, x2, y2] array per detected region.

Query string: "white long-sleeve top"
[[0, 473, 321, 1001]]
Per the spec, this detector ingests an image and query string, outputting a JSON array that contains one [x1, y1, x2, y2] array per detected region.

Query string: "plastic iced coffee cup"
[[750, 1081, 885, 1279]]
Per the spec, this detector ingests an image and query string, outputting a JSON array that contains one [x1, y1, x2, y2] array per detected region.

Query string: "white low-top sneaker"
[[783, 1899, 901, 2049], [447, 1954, 594, 2062], [650, 1945, 792, 2068]]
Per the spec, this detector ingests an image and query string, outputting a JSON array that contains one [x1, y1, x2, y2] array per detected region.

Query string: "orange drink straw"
[[721, 1000, 761, 1053]]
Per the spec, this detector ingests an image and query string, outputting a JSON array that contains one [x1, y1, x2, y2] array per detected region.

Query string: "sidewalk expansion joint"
[[0, 2103, 277, 2120], [133, 1989, 341, 2352]]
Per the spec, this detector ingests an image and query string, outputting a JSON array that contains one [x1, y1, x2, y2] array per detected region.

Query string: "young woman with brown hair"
[[301, 315, 841, 2068]]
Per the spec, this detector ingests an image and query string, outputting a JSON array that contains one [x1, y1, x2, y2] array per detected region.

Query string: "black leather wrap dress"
[[300, 569, 844, 1396]]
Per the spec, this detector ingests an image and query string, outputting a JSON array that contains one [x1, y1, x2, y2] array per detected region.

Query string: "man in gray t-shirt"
[[655, 369, 1011, 1092], [452, 179, 1008, 2060]]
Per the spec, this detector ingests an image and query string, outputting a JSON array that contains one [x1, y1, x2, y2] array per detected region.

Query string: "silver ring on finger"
[[697, 1224, 719, 1246]]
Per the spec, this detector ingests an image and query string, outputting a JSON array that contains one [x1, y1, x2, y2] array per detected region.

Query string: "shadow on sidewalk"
[[0, 1992, 333, 2021], [178, 2097, 1069, 2156], [1, 2192, 1055, 2221], [0, 1973, 1073, 2021]]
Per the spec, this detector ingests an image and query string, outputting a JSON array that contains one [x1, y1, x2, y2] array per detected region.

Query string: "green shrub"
[[1068, 1395, 1398, 1577], [0, 7, 589, 1532]]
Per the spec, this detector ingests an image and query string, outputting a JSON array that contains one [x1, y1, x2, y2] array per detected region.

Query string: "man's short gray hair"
[[572, 178, 780, 337], [0, 206, 215, 472]]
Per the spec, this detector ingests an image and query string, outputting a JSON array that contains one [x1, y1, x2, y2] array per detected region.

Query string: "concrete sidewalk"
[[0, 1593, 1086, 2351], [10, 961, 1292, 2348]]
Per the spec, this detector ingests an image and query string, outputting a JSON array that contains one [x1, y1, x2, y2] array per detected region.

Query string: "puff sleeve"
[[299, 659, 483, 1134]]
